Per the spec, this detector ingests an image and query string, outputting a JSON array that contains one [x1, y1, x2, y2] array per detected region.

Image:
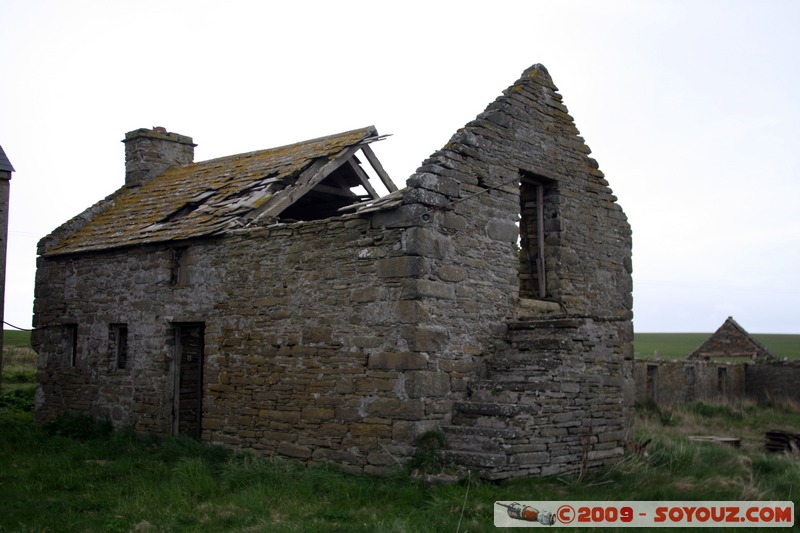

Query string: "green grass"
[[2, 331, 36, 395], [634, 333, 800, 360], [2, 330, 799, 530], [1, 400, 799, 532], [754, 334, 800, 359], [3, 330, 31, 349]]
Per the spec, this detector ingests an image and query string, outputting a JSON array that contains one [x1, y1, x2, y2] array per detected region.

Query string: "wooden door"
[[175, 323, 204, 437]]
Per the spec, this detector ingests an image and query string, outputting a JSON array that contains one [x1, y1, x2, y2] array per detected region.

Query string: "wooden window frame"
[[519, 172, 557, 300]]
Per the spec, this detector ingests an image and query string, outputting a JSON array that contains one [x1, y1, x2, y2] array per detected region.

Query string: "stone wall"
[[633, 360, 746, 406], [443, 317, 632, 480], [633, 359, 800, 406], [33, 64, 633, 478], [745, 362, 800, 403], [33, 208, 517, 473]]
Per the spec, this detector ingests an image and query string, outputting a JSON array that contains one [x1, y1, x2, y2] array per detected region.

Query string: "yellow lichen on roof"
[[46, 127, 378, 255]]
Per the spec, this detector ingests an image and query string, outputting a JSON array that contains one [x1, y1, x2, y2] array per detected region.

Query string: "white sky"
[[1, 0, 798, 333]]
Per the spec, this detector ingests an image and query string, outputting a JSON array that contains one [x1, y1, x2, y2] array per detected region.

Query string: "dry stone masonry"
[[32, 64, 633, 479]]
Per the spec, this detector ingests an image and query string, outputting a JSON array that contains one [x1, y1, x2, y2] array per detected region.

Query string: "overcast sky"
[[1, 0, 798, 333]]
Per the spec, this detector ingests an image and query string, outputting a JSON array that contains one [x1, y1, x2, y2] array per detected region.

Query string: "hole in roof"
[[159, 201, 205, 224], [278, 164, 366, 222], [158, 190, 216, 224]]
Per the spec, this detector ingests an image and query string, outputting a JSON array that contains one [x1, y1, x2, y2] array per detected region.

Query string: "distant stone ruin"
[[635, 317, 798, 406]]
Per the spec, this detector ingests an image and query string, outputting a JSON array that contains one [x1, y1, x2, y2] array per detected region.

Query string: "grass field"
[[1, 400, 798, 531], [1, 331, 36, 394], [1, 330, 800, 531], [3, 330, 32, 349], [634, 333, 800, 360]]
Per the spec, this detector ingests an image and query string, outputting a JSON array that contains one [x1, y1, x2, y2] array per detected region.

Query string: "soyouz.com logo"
[[494, 501, 794, 528]]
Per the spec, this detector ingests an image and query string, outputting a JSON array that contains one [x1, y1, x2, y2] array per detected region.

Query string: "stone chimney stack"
[[122, 127, 196, 186]]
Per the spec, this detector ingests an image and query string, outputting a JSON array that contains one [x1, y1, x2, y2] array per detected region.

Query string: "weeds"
[[635, 398, 677, 426], [0, 386, 34, 412], [43, 413, 114, 440], [686, 401, 744, 420], [1, 400, 799, 531], [407, 430, 446, 473]]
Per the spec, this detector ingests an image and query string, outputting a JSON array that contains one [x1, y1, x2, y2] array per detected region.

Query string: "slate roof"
[[45, 126, 396, 256]]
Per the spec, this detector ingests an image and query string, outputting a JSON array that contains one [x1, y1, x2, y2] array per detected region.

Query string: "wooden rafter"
[[309, 182, 359, 198], [360, 144, 398, 193], [247, 145, 362, 222], [346, 158, 380, 199]]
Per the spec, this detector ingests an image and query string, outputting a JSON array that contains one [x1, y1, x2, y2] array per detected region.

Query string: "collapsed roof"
[[44, 126, 399, 256]]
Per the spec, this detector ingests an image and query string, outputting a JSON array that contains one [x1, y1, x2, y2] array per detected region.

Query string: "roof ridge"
[[192, 126, 379, 168]]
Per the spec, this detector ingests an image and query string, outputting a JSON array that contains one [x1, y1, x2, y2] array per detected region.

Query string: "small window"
[[685, 366, 696, 402], [646, 364, 658, 399], [717, 366, 728, 395], [170, 247, 190, 286], [64, 324, 78, 367], [109, 324, 129, 369]]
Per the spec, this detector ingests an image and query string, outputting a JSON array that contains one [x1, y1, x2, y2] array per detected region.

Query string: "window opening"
[[110, 324, 129, 369], [65, 324, 78, 367], [646, 364, 658, 399], [685, 365, 696, 402], [717, 366, 728, 396], [519, 172, 557, 299], [170, 247, 190, 286]]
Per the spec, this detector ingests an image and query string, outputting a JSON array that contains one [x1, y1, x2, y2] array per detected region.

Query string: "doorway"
[[173, 323, 204, 437]]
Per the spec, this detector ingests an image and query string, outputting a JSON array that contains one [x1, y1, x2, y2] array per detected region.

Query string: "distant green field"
[[634, 332, 800, 360], [3, 330, 31, 348]]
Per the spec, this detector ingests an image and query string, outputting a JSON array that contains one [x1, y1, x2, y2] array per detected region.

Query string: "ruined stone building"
[[634, 317, 800, 406], [33, 64, 634, 479]]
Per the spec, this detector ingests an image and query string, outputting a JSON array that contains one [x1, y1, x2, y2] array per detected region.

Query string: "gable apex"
[[688, 317, 775, 361], [0, 145, 14, 174]]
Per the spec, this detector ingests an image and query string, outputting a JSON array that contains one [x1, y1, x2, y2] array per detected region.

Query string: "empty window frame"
[[170, 247, 190, 286], [646, 364, 658, 400], [519, 171, 558, 299], [64, 324, 78, 367], [109, 323, 129, 370], [717, 366, 728, 396], [685, 365, 696, 402]]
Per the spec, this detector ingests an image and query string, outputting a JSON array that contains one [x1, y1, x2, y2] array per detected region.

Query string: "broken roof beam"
[[360, 144, 398, 193], [246, 145, 362, 222], [310, 182, 360, 198], [346, 158, 380, 199]]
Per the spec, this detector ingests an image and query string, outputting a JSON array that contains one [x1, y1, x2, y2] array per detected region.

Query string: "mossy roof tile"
[[46, 127, 379, 255]]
